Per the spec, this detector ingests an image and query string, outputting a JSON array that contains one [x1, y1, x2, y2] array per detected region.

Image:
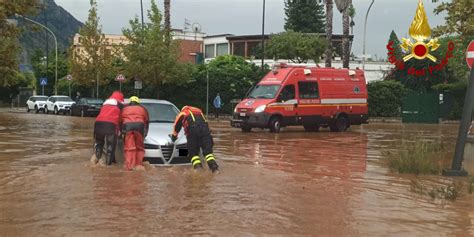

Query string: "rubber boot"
[[207, 160, 219, 173]]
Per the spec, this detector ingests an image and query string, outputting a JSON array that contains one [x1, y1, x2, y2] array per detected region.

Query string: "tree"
[[432, 0, 473, 80], [284, 0, 326, 33], [265, 31, 326, 64], [69, 0, 113, 98], [122, 0, 190, 95], [0, 0, 39, 87], [323, 0, 333, 67], [335, 0, 352, 68], [164, 0, 171, 45]]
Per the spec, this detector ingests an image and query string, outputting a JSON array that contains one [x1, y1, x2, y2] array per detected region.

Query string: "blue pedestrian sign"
[[39, 78, 48, 86]]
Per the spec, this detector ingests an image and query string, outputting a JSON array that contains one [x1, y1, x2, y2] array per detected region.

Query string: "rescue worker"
[[121, 96, 149, 171], [170, 106, 219, 172], [93, 91, 124, 165]]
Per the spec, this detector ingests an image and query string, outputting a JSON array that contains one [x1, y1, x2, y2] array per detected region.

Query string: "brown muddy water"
[[0, 111, 472, 236]]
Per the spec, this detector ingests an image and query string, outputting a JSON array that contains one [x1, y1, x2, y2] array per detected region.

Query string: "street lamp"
[[362, 0, 375, 70], [16, 14, 58, 95]]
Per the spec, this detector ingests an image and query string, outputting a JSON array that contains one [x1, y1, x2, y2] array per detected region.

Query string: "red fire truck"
[[231, 64, 368, 133]]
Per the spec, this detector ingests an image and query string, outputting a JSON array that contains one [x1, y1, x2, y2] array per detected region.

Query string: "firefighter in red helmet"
[[170, 106, 219, 172], [92, 91, 124, 165], [121, 96, 149, 171]]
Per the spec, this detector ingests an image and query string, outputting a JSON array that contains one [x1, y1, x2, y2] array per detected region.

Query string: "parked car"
[[121, 99, 189, 165], [26, 95, 48, 113], [70, 98, 104, 117], [231, 64, 368, 133], [45, 95, 75, 115]]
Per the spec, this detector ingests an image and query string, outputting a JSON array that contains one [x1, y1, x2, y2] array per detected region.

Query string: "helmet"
[[110, 91, 124, 103], [129, 96, 140, 104]]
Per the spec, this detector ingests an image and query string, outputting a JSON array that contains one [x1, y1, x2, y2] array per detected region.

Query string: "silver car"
[[124, 99, 189, 165]]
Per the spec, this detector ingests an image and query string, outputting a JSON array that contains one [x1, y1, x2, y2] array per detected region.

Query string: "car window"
[[278, 85, 295, 102], [80, 98, 86, 105], [298, 81, 319, 99], [55, 97, 73, 102], [86, 99, 103, 105], [35, 97, 47, 101], [141, 103, 179, 123]]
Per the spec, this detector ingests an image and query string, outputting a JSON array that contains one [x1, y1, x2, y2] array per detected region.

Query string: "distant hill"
[[18, 0, 83, 63]]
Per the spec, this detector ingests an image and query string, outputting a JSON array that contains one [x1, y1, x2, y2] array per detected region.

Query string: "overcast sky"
[[55, 0, 448, 59]]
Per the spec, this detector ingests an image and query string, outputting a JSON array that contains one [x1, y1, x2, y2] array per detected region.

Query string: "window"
[[278, 85, 295, 102], [216, 43, 228, 56], [248, 85, 281, 99], [205, 44, 215, 58], [233, 42, 245, 57], [298, 81, 319, 99]]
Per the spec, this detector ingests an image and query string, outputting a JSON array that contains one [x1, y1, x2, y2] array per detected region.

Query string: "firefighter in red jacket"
[[170, 106, 219, 172], [121, 96, 149, 170], [93, 91, 124, 165]]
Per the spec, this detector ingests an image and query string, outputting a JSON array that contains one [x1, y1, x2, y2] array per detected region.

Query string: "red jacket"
[[95, 91, 124, 127], [172, 106, 207, 136]]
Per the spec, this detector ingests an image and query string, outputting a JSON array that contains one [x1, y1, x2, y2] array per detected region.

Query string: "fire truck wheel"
[[304, 124, 319, 132], [330, 116, 348, 132], [241, 126, 252, 132], [269, 117, 281, 133]]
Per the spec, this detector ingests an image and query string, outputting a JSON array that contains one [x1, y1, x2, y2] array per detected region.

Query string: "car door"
[[274, 84, 298, 125], [46, 97, 52, 110]]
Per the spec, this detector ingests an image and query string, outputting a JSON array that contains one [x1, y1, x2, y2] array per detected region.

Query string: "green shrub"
[[367, 80, 407, 117]]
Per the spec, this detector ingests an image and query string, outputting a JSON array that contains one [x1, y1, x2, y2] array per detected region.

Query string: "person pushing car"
[[170, 106, 219, 173], [121, 96, 149, 171]]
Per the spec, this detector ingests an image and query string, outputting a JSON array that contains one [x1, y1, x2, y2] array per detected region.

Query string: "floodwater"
[[0, 111, 472, 236]]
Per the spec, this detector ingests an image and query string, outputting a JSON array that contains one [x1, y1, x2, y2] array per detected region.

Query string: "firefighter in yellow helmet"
[[121, 96, 149, 170], [170, 106, 219, 172]]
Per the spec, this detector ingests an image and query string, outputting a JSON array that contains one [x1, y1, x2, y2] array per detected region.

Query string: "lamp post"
[[261, 0, 266, 68], [17, 14, 58, 95], [140, 0, 144, 28], [362, 0, 375, 70]]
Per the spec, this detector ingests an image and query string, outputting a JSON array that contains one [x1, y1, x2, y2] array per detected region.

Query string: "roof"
[[226, 33, 353, 41], [204, 34, 234, 38]]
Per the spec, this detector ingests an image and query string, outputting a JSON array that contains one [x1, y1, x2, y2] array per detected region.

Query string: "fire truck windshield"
[[248, 85, 281, 99]]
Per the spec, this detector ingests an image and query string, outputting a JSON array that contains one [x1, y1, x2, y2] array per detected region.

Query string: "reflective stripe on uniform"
[[205, 154, 215, 162], [189, 110, 196, 122], [191, 156, 201, 166]]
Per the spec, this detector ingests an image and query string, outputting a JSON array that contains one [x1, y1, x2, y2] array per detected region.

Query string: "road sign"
[[115, 74, 126, 81], [39, 78, 48, 86], [467, 41, 474, 69], [67, 74, 72, 81], [134, 80, 142, 90]]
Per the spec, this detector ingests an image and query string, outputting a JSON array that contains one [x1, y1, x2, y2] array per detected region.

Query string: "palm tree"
[[335, 0, 351, 68], [348, 4, 355, 35], [164, 0, 171, 44], [324, 0, 333, 67]]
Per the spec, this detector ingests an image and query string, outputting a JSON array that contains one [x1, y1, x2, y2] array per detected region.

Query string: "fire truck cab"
[[231, 64, 368, 133]]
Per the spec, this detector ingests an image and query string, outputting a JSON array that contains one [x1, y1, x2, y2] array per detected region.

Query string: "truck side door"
[[297, 80, 321, 124], [275, 84, 298, 125]]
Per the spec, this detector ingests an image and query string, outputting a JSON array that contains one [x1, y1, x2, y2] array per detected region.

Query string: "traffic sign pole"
[[443, 67, 474, 176], [42, 85, 44, 95], [119, 81, 122, 91]]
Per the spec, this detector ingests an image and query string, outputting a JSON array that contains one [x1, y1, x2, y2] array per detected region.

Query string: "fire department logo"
[[400, 0, 439, 62], [387, 0, 454, 77]]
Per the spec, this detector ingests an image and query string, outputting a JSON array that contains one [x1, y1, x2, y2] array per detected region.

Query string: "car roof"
[[124, 98, 175, 105], [31, 95, 48, 97], [48, 95, 70, 98]]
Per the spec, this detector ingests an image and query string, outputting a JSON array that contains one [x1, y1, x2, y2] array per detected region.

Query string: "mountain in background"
[[18, 0, 83, 63]]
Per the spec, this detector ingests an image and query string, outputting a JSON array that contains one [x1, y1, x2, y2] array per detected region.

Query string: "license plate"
[[240, 113, 246, 117]]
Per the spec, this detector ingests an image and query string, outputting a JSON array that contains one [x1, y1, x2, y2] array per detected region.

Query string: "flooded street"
[[0, 111, 472, 236]]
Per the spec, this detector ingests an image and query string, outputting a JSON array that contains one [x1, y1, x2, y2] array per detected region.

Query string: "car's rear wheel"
[[269, 116, 282, 133]]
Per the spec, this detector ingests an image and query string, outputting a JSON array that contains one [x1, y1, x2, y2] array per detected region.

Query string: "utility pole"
[[140, 0, 144, 28], [261, 0, 266, 68]]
